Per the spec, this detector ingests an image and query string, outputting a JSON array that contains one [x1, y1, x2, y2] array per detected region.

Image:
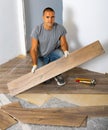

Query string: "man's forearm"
[[60, 36, 68, 52], [61, 43, 68, 52], [30, 49, 37, 65]]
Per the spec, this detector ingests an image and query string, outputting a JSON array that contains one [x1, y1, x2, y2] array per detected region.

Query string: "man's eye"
[[46, 16, 49, 18]]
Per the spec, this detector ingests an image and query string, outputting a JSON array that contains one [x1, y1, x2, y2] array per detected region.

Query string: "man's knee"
[[53, 49, 64, 58]]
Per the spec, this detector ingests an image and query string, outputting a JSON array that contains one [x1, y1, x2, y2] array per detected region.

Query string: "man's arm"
[[60, 35, 69, 57], [30, 37, 38, 66], [60, 35, 68, 51]]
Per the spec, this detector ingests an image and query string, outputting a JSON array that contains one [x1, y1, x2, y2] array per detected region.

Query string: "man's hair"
[[43, 7, 55, 15]]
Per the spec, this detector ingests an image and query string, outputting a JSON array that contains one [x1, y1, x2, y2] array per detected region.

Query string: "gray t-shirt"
[[31, 22, 67, 57]]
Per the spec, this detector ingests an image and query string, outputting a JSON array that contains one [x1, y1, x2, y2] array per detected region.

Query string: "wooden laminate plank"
[[7, 41, 105, 96], [46, 106, 108, 118], [0, 85, 8, 93], [1, 102, 32, 130], [2, 102, 108, 127], [17, 93, 52, 107], [2, 102, 108, 118], [0, 109, 17, 130], [1, 102, 87, 127], [4, 108, 87, 127], [0, 94, 17, 129]]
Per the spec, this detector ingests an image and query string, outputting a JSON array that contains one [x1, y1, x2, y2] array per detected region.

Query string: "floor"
[[0, 54, 108, 130]]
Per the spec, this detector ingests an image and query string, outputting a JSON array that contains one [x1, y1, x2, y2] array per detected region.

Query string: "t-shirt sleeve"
[[30, 26, 39, 39], [60, 25, 67, 36]]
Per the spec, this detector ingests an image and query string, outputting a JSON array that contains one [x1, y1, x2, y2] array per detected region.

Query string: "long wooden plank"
[[7, 41, 105, 96], [2, 102, 108, 127], [1, 102, 87, 127], [2, 102, 87, 127], [3, 108, 87, 127], [5, 67, 108, 96], [45, 106, 108, 118], [2, 102, 108, 118]]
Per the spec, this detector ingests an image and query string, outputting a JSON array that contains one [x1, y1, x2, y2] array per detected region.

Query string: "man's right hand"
[[31, 65, 37, 73]]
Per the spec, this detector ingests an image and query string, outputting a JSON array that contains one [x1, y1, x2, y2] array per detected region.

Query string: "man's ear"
[[42, 15, 44, 21]]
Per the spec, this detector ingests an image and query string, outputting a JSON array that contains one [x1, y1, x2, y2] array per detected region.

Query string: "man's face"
[[43, 11, 55, 28]]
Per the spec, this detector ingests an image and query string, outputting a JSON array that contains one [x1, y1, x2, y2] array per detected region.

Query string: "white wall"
[[0, 0, 26, 65], [63, 0, 108, 73]]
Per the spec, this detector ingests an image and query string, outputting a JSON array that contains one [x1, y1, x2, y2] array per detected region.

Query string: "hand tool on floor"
[[75, 78, 96, 86]]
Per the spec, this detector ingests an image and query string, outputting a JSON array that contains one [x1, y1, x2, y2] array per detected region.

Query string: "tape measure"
[[75, 78, 96, 86]]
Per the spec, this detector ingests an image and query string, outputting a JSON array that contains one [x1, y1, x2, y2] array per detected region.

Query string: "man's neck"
[[43, 24, 53, 30]]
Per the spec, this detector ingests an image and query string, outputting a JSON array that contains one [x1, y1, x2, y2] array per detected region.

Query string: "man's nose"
[[49, 18, 52, 22]]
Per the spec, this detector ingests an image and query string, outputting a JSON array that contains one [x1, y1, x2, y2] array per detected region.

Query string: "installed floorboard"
[[18, 68, 108, 94], [0, 55, 31, 94], [7, 41, 105, 96]]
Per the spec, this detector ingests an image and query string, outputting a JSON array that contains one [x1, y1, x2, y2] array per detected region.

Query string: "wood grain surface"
[[7, 41, 105, 96], [2, 102, 108, 127], [0, 109, 17, 130]]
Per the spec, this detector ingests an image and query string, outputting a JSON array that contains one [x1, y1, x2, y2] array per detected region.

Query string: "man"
[[30, 7, 69, 86]]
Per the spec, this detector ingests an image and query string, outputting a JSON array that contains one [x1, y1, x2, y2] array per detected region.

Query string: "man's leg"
[[37, 49, 65, 86], [49, 49, 64, 62], [37, 49, 63, 67], [37, 58, 44, 68], [49, 49, 66, 86]]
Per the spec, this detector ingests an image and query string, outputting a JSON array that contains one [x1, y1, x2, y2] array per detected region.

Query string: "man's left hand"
[[64, 51, 69, 57]]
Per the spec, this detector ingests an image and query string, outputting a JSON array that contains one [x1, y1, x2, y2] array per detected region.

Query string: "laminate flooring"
[[0, 54, 108, 130]]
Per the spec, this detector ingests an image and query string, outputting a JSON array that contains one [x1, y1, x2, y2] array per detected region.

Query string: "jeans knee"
[[53, 49, 63, 58]]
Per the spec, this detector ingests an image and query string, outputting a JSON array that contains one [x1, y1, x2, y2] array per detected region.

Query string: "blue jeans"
[[37, 49, 63, 68]]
